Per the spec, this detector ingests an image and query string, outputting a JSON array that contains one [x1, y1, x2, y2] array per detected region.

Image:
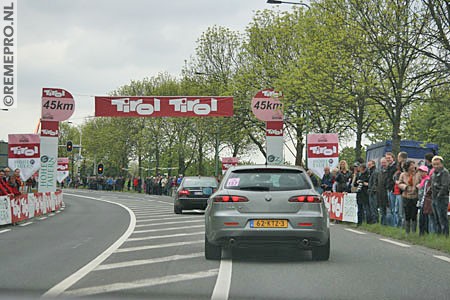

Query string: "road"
[[0, 189, 449, 299]]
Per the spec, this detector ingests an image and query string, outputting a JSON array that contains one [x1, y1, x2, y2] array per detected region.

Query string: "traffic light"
[[66, 140, 73, 152], [97, 163, 104, 175]]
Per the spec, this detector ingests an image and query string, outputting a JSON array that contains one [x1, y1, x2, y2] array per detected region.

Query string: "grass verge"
[[352, 223, 450, 254]]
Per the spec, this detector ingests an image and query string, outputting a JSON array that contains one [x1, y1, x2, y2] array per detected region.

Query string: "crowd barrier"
[[0, 190, 64, 225], [322, 192, 358, 223]]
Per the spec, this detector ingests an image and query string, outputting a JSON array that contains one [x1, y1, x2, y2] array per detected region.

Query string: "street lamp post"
[[266, 0, 310, 8]]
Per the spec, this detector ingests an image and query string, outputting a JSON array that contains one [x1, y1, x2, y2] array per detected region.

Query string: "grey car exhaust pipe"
[[229, 238, 236, 247], [301, 239, 310, 247]]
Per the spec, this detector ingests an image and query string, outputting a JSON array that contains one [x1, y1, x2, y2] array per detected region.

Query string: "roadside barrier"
[[0, 190, 64, 225], [322, 192, 358, 223]]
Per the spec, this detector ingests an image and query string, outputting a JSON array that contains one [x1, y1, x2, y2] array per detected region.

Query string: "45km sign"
[[251, 89, 283, 122], [41, 88, 75, 121]]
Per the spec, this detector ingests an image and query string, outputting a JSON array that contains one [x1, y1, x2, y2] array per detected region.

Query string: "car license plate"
[[194, 191, 203, 195], [250, 219, 288, 228]]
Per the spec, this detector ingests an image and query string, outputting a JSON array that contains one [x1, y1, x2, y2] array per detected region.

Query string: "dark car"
[[174, 176, 219, 214]]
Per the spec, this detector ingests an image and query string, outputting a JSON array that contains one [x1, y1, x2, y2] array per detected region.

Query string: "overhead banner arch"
[[95, 96, 233, 117]]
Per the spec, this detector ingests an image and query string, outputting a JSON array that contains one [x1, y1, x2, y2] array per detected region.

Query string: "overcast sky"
[[4, 0, 299, 143]]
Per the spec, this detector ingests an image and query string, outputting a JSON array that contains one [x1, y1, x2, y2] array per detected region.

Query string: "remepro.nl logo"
[[1, 0, 16, 109]]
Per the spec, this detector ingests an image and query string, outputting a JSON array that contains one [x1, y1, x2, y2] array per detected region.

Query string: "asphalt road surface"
[[0, 189, 449, 299]]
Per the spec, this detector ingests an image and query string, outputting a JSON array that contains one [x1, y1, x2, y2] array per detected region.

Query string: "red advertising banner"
[[95, 96, 233, 117], [266, 121, 283, 136], [10, 194, 34, 223], [221, 157, 239, 172], [8, 134, 41, 181], [322, 192, 358, 223], [41, 88, 75, 121], [40, 121, 60, 137]]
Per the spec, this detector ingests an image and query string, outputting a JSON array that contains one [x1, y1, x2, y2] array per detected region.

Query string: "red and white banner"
[[8, 134, 41, 181], [41, 88, 75, 121], [8, 190, 63, 224], [322, 192, 358, 223], [266, 121, 284, 165], [95, 96, 233, 117], [252, 89, 283, 122], [221, 157, 239, 174], [57, 157, 70, 183], [40, 120, 59, 137], [307, 133, 339, 179]]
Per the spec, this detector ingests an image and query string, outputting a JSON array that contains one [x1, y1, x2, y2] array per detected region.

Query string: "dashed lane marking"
[[38, 217, 48, 220], [126, 231, 204, 242], [135, 219, 204, 227], [433, 255, 450, 263], [19, 222, 33, 227], [379, 238, 411, 248], [133, 224, 204, 234], [64, 269, 219, 297], [48, 213, 55, 217], [0, 229, 11, 234], [95, 252, 204, 271], [345, 228, 366, 235], [115, 240, 203, 253], [134, 215, 200, 222]]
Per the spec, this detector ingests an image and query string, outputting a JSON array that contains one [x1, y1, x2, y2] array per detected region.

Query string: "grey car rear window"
[[224, 169, 311, 191]]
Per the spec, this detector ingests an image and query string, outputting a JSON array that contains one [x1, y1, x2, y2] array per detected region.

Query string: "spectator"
[[367, 160, 379, 223], [417, 165, 433, 236], [321, 166, 333, 192], [335, 160, 351, 193], [7, 174, 21, 196], [355, 163, 370, 225], [431, 156, 449, 237], [398, 160, 420, 234], [306, 169, 321, 193], [385, 152, 398, 226], [4, 167, 11, 182], [393, 163, 404, 227], [424, 152, 434, 171], [127, 177, 131, 191], [350, 163, 360, 193], [0, 170, 12, 195], [377, 158, 389, 225]]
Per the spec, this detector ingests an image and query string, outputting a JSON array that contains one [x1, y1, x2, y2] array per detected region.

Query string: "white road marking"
[[379, 238, 411, 248], [126, 231, 204, 242], [433, 255, 450, 263], [133, 224, 204, 234], [56, 211, 61, 214], [115, 240, 203, 253], [345, 228, 366, 235], [19, 222, 33, 227], [135, 215, 199, 222], [0, 229, 11, 234], [60, 208, 64, 211], [157, 200, 171, 205], [135, 219, 204, 227], [48, 213, 55, 217], [134, 212, 173, 217], [42, 194, 136, 298], [64, 269, 219, 297], [95, 252, 204, 271], [38, 217, 48, 220], [134, 210, 172, 214], [211, 250, 232, 300]]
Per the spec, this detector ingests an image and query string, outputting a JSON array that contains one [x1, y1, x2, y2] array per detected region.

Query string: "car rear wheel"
[[205, 235, 221, 260], [174, 206, 182, 214], [311, 237, 330, 261]]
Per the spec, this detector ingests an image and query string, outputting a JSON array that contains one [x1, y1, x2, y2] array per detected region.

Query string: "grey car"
[[174, 176, 218, 214], [204, 165, 330, 261]]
